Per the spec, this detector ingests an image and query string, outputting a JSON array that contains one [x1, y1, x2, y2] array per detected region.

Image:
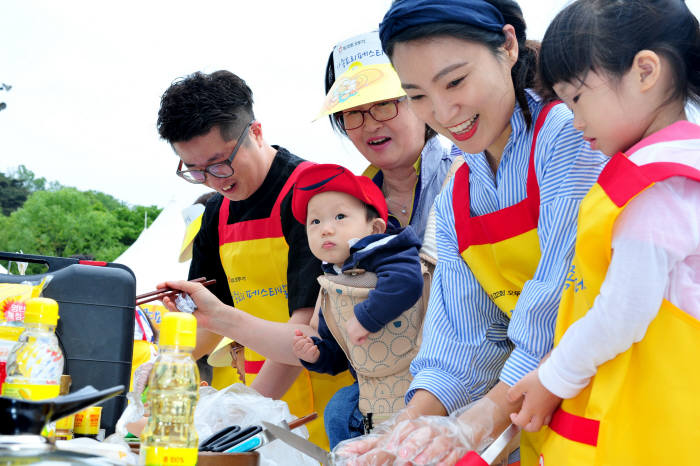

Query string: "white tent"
[[114, 199, 192, 294]]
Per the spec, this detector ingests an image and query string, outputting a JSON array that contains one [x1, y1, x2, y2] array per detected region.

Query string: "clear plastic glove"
[[333, 400, 496, 466], [114, 391, 146, 438], [132, 361, 154, 397]]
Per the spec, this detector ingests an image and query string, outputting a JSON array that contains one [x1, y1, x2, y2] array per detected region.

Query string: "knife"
[[456, 423, 521, 466], [261, 420, 332, 465]]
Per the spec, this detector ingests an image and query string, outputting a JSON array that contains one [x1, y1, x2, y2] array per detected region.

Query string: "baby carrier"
[[317, 261, 431, 431]]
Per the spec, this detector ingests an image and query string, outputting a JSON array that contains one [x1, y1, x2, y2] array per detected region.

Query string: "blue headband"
[[379, 0, 506, 48]]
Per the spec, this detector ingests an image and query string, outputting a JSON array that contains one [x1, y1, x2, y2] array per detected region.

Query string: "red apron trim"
[[219, 217, 283, 244], [598, 155, 700, 207], [218, 161, 314, 245], [454, 102, 559, 250], [455, 452, 520, 466], [549, 407, 599, 447], [244, 360, 265, 374], [455, 450, 488, 466]]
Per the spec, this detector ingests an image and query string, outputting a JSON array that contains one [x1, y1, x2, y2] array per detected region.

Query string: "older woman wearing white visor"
[[319, 31, 459, 248]]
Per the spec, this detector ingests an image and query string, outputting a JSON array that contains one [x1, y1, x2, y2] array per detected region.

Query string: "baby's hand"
[[507, 369, 562, 432], [292, 329, 320, 363], [346, 315, 370, 345]]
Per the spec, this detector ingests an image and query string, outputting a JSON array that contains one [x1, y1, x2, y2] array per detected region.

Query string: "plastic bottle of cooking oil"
[[1, 297, 63, 400], [140, 312, 199, 466]]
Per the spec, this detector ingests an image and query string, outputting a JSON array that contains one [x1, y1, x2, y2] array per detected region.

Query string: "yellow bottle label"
[[55, 414, 75, 430], [143, 446, 197, 466], [73, 406, 102, 434], [1, 382, 60, 400]]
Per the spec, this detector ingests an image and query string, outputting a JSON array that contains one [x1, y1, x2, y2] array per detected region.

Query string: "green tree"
[[0, 172, 29, 216], [0, 165, 62, 216], [0, 188, 161, 272], [6, 165, 59, 193]]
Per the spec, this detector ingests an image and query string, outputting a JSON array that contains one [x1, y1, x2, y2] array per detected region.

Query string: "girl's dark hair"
[[539, 0, 700, 106], [382, 0, 540, 128], [323, 50, 437, 142]]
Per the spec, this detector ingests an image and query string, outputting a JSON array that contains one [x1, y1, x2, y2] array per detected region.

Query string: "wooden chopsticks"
[[135, 277, 216, 306], [287, 412, 318, 430]]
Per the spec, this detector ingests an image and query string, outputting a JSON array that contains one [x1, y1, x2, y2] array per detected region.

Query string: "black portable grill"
[[0, 251, 135, 435]]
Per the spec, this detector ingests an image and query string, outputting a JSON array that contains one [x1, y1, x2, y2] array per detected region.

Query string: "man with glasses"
[[156, 70, 352, 448]]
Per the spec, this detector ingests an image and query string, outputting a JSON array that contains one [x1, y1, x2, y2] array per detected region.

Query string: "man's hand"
[[292, 329, 320, 363], [159, 280, 226, 331], [346, 315, 370, 345], [507, 369, 562, 432]]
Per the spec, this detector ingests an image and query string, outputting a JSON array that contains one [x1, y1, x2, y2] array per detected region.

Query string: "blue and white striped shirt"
[[407, 91, 608, 413]]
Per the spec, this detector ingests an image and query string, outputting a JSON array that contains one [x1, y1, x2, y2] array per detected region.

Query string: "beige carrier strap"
[[318, 263, 430, 421]]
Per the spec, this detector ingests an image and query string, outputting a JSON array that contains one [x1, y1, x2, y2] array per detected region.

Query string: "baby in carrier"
[[290, 163, 425, 448]]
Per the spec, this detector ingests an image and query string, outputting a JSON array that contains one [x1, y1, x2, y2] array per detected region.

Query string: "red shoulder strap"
[[451, 101, 561, 250], [599, 153, 700, 207], [218, 161, 315, 244]]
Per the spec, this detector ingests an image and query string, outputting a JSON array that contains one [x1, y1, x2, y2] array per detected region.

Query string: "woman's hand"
[[292, 329, 320, 363], [334, 416, 476, 465], [334, 391, 446, 463], [158, 280, 226, 331], [507, 370, 562, 432]]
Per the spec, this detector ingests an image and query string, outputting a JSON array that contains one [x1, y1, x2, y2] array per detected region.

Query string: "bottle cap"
[[159, 312, 197, 348], [24, 297, 60, 325]]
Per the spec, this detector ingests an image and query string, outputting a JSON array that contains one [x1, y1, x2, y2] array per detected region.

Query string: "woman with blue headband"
[[317, 30, 459, 448], [336, 0, 607, 463]]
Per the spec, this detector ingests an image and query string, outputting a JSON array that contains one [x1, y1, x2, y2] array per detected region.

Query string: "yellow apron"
[[521, 152, 700, 465], [454, 102, 556, 317], [214, 161, 352, 449]]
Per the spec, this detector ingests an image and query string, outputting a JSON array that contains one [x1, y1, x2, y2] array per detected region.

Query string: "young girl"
[[507, 0, 700, 464]]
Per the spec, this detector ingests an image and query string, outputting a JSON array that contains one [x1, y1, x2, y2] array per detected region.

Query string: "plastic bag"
[[333, 399, 497, 466], [59, 436, 139, 465], [195, 383, 318, 466]]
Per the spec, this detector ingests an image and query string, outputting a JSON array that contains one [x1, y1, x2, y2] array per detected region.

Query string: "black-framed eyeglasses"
[[176, 120, 254, 184], [340, 97, 405, 131]]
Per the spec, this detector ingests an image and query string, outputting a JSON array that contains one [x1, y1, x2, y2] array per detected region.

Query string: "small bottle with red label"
[[1, 297, 64, 400]]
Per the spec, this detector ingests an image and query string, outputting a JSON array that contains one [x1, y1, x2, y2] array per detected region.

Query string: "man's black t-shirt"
[[189, 146, 321, 315]]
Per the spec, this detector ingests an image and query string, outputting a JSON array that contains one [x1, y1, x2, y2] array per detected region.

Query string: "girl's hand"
[[158, 280, 225, 330], [346, 315, 370, 345], [507, 370, 562, 432], [292, 329, 320, 363]]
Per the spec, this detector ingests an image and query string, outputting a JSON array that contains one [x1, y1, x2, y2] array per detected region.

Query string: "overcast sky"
[[2, 0, 699, 207]]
